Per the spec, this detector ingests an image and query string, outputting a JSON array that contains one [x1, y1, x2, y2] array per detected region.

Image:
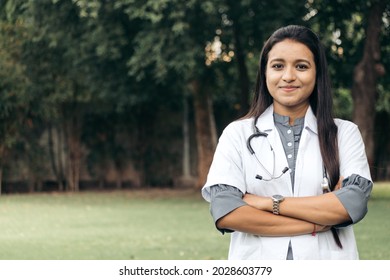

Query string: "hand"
[[334, 176, 344, 191], [315, 224, 331, 233], [243, 193, 271, 211]]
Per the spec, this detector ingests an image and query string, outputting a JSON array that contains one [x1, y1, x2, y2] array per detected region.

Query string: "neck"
[[273, 103, 309, 125]]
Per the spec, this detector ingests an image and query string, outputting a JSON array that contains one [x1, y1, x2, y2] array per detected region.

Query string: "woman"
[[201, 25, 372, 260]]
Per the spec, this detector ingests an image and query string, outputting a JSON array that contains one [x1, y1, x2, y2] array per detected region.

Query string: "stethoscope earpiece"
[[255, 167, 289, 181]]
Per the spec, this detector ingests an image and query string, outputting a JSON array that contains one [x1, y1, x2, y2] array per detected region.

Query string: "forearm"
[[279, 193, 351, 225], [217, 205, 318, 237], [245, 193, 351, 226]]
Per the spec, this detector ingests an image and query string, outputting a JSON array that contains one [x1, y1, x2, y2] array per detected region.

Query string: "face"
[[265, 39, 316, 118]]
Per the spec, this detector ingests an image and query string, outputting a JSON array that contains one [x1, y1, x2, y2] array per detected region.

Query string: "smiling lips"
[[280, 86, 300, 92]]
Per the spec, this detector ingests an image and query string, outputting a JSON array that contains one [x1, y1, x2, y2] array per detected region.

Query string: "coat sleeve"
[[334, 174, 373, 227], [209, 184, 247, 234], [337, 119, 372, 180], [334, 120, 373, 227], [201, 122, 247, 202]]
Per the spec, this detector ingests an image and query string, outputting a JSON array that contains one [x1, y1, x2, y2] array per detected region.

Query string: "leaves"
[[0, 0, 389, 187]]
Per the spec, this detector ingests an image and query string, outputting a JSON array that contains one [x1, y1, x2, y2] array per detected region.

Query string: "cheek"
[[301, 72, 316, 92], [265, 76, 275, 95], [308, 77, 316, 93], [265, 71, 279, 88]]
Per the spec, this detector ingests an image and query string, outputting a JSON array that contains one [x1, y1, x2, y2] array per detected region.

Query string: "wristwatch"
[[271, 194, 285, 215]]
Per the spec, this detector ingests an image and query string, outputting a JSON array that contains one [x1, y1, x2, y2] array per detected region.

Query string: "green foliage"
[[306, 0, 390, 128], [124, 0, 218, 83], [377, 8, 390, 113], [0, 21, 31, 148], [333, 88, 353, 120], [307, 0, 389, 90], [0, 0, 389, 187], [376, 84, 390, 113]]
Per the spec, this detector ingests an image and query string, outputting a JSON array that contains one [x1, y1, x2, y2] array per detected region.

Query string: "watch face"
[[272, 194, 284, 201]]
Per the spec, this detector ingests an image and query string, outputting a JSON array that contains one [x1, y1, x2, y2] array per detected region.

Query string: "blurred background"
[[0, 0, 389, 194]]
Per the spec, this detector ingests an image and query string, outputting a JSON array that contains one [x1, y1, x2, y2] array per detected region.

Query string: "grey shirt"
[[273, 113, 304, 193]]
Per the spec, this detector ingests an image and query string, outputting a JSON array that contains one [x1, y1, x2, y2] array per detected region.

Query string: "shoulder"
[[334, 118, 361, 137], [222, 118, 253, 136], [334, 118, 357, 129], [216, 118, 254, 148], [334, 118, 365, 149]]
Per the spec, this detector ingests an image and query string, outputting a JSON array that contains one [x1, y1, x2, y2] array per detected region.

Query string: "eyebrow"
[[269, 58, 313, 65]]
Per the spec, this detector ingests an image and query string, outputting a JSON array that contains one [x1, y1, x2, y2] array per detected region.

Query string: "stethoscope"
[[247, 117, 330, 191], [246, 117, 289, 181]]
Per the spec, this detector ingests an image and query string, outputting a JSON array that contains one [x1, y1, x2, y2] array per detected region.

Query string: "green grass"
[[0, 183, 389, 260], [0, 189, 230, 260], [354, 182, 390, 259]]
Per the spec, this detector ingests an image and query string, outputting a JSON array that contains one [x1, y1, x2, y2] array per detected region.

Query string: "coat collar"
[[304, 106, 318, 135], [255, 104, 318, 134]]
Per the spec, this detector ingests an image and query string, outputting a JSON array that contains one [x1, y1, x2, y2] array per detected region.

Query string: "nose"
[[282, 66, 296, 82]]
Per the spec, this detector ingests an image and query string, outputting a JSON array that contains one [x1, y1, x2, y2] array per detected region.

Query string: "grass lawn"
[[0, 183, 389, 260], [0, 189, 229, 260], [354, 182, 390, 259]]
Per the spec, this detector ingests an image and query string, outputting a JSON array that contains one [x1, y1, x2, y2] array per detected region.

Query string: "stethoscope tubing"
[[247, 118, 327, 183], [247, 119, 286, 180], [246, 131, 268, 154]]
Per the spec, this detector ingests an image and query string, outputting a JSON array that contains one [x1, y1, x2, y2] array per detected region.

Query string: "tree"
[[0, 20, 31, 194], [351, 0, 387, 177], [21, 0, 140, 190], [1, 0, 388, 192], [307, 0, 390, 179], [123, 0, 312, 188], [121, 0, 222, 188], [217, 0, 308, 117], [22, 0, 91, 191]]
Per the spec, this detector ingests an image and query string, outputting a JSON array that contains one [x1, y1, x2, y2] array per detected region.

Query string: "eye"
[[271, 63, 284, 70], [296, 64, 309, 70]]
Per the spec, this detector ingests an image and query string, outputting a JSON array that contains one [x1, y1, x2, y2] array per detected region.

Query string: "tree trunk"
[[66, 119, 81, 192], [182, 93, 191, 178], [374, 111, 390, 180], [351, 0, 386, 179], [0, 145, 5, 195], [57, 125, 66, 190], [63, 104, 82, 192], [0, 166, 2, 196], [190, 80, 217, 189], [48, 123, 65, 191], [174, 93, 197, 188], [231, 9, 250, 117]]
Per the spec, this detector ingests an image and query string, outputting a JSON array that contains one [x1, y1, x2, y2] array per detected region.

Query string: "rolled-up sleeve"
[[334, 174, 373, 228], [210, 184, 247, 234]]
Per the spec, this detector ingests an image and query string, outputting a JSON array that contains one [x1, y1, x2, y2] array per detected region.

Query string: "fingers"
[[243, 193, 268, 210], [334, 176, 344, 190], [316, 225, 331, 232]]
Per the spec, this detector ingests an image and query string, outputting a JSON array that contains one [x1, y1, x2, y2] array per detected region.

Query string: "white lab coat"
[[202, 105, 371, 260]]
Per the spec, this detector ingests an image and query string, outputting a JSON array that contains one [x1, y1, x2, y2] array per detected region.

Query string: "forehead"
[[268, 39, 314, 63]]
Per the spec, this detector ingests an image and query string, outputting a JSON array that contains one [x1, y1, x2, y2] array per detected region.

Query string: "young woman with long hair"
[[202, 25, 372, 260]]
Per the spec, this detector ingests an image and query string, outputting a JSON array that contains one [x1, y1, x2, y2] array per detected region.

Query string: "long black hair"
[[246, 25, 340, 190]]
